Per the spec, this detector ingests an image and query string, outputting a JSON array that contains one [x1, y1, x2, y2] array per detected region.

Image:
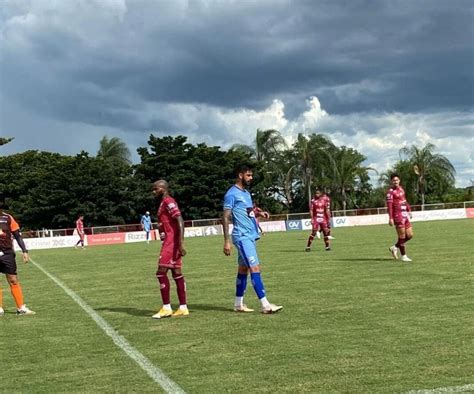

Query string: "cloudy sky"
[[1, 0, 473, 186]]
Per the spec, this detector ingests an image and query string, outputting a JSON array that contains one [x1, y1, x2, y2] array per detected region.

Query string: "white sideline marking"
[[30, 258, 185, 394], [407, 383, 474, 393]]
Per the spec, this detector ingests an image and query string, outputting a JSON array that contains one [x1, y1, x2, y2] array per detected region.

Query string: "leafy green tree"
[[97, 136, 131, 165], [0, 137, 14, 146], [399, 143, 456, 205], [326, 146, 375, 212], [136, 135, 253, 220]]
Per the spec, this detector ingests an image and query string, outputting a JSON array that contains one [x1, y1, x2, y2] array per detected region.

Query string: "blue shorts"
[[234, 238, 260, 267]]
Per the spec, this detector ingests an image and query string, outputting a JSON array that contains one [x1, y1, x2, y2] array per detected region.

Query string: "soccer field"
[[1, 219, 473, 393]]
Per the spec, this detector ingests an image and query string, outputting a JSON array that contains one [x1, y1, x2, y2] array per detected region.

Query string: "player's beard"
[[243, 179, 252, 188]]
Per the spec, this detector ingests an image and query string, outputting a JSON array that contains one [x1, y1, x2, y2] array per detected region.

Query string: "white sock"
[[260, 297, 271, 309], [163, 304, 172, 310], [179, 304, 188, 311], [235, 296, 244, 307]]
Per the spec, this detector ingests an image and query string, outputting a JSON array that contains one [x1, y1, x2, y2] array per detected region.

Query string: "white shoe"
[[0, 308, 4, 317], [401, 255, 412, 262], [262, 304, 283, 314], [389, 246, 399, 259], [328, 235, 335, 240], [17, 306, 36, 315], [234, 304, 254, 313], [316, 231, 321, 239]]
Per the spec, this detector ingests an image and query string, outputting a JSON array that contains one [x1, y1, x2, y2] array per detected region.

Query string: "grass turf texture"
[[1, 219, 472, 393]]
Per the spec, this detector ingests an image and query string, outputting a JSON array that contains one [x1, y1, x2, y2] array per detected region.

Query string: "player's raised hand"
[[223, 240, 231, 256], [22, 252, 29, 263]]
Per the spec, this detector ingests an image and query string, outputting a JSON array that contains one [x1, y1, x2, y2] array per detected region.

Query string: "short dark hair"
[[390, 173, 400, 180], [235, 164, 253, 176]]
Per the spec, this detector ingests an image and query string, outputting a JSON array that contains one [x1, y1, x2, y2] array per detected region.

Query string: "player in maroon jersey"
[[74, 215, 85, 249], [151, 180, 188, 319], [386, 174, 413, 262], [0, 210, 35, 316], [252, 202, 269, 235], [306, 189, 332, 252]]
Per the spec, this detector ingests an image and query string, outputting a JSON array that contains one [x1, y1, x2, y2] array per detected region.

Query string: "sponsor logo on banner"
[[260, 221, 286, 232], [411, 208, 466, 222], [203, 226, 222, 236], [301, 219, 312, 230], [185, 227, 204, 238], [125, 231, 148, 243], [333, 217, 349, 227], [87, 233, 126, 246], [14, 235, 79, 251], [286, 220, 302, 231]]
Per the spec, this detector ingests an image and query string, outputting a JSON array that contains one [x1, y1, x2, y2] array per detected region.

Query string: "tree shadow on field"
[[95, 307, 155, 317]]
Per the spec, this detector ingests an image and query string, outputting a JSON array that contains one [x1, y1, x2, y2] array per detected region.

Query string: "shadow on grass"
[[334, 258, 395, 262], [189, 304, 233, 313], [95, 307, 155, 317], [95, 304, 232, 316]]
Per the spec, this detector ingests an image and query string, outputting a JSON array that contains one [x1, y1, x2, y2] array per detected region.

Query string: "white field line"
[[407, 383, 474, 393], [30, 258, 185, 394]]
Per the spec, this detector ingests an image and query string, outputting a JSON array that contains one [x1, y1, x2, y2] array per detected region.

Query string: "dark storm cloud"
[[1, 0, 473, 132]]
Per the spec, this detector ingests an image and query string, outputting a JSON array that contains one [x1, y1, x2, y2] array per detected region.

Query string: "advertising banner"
[[86, 233, 125, 246], [411, 208, 466, 222], [14, 235, 80, 251], [260, 221, 286, 233], [466, 208, 474, 218], [203, 225, 223, 236], [125, 231, 155, 243], [286, 220, 303, 231]]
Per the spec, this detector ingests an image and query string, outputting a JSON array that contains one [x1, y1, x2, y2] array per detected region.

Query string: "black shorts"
[[0, 250, 17, 275]]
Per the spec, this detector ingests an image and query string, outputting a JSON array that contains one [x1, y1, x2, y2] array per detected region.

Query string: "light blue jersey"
[[223, 185, 260, 243], [141, 214, 152, 231]]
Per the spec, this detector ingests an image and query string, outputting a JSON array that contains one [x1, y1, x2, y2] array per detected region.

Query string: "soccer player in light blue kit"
[[223, 164, 283, 314], [141, 211, 152, 244]]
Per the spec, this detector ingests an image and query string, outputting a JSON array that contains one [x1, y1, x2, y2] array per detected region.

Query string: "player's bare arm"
[[222, 209, 232, 256], [176, 215, 186, 257]]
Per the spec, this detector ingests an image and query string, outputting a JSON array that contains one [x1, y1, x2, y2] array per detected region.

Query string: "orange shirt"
[[0, 212, 20, 251]]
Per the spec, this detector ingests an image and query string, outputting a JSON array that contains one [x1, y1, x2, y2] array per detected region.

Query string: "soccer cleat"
[[262, 304, 283, 314], [325, 246, 331, 251], [305, 247, 311, 252], [152, 308, 173, 319], [172, 308, 189, 317], [316, 231, 321, 239], [0, 308, 4, 317], [389, 246, 399, 259], [401, 255, 412, 262], [16, 306, 36, 316], [328, 235, 335, 240], [234, 304, 254, 313]]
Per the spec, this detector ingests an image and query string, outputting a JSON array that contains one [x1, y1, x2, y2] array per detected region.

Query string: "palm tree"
[[291, 133, 335, 205], [327, 146, 376, 212], [97, 136, 131, 165], [399, 143, 456, 207], [231, 129, 287, 163], [0, 137, 14, 146]]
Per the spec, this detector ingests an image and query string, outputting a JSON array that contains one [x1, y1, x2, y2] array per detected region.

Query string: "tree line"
[[0, 131, 469, 230]]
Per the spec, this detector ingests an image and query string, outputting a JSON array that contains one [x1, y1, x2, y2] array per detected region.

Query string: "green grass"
[[1, 219, 473, 393]]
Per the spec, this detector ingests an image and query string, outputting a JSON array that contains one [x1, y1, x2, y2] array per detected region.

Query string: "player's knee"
[[7, 276, 18, 285]]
